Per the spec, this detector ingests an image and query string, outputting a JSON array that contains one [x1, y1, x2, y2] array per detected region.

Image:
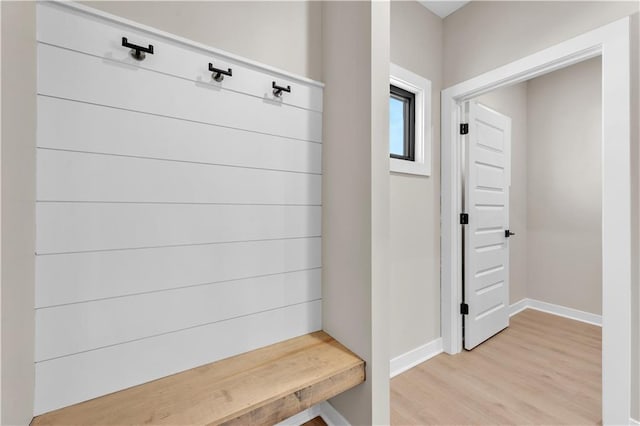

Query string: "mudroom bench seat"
[[32, 331, 364, 425]]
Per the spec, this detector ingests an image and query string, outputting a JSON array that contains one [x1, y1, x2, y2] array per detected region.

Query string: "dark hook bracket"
[[122, 37, 154, 61], [209, 63, 233, 82], [272, 81, 291, 97]]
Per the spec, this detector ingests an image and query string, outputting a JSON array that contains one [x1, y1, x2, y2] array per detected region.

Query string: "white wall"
[[389, 0, 442, 359], [1, 2, 36, 425], [477, 83, 528, 305], [322, 2, 390, 423], [527, 57, 602, 315], [82, 1, 322, 81]]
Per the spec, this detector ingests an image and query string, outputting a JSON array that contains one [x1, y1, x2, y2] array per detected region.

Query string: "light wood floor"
[[301, 416, 328, 426], [391, 309, 601, 425]]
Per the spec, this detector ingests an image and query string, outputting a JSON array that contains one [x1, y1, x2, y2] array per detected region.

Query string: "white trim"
[[509, 299, 602, 327], [317, 401, 351, 426], [47, 1, 324, 89], [629, 417, 640, 426], [509, 299, 529, 317], [275, 405, 323, 426], [389, 338, 443, 378], [527, 299, 602, 327], [0, 1, 3, 422], [418, 1, 469, 19], [441, 18, 631, 424], [275, 402, 350, 426], [389, 63, 432, 176]]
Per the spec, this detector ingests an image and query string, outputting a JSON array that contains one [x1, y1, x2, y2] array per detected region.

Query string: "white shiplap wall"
[[34, 2, 323, 415]]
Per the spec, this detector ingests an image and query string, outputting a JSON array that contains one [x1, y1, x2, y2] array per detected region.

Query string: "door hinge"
[[460, 213, 469, 225], [460, 303, 469, 315], [460, 123, 469, 135]]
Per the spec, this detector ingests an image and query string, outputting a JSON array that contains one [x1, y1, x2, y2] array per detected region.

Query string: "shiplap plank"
[[37, 149, 321, 205], [34, 300, 322, 415], [37, 203, 320, 254], [36, 269, 321, 361], [36, 237, 321, 308], [37, 3, 323, 112], [37, 43, 322, 142], [37, 96, 322, 174]]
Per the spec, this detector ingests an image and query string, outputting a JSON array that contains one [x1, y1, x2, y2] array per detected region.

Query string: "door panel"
[[464, 102, 512, 350], [475, 163, 505, 190], [476, 207, 505, 229]]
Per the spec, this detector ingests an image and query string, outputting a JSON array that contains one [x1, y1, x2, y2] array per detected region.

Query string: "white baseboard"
[[275, 405, 323, 426], [510, 298, 602, 327], [275, 401, 350, 426], [389, 338, 443, 378], [318, 401, 350, 425], [509, 298, 529, 316], [629, 417, 640, 426]]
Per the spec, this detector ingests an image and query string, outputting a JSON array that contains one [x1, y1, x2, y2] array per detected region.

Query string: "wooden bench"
[[32, 331, 364, 425]]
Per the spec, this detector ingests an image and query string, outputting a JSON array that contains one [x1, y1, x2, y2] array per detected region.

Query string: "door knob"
[[505, 230, 515, 238]]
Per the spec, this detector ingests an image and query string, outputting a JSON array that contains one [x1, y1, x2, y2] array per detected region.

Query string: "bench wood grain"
[[32, 331, 364, 425]]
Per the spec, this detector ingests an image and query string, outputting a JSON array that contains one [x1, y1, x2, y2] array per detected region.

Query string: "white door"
[[463, 101, 512, 350]]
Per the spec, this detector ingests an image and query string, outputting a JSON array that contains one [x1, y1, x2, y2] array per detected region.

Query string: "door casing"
[[441, 17, 632, 425]]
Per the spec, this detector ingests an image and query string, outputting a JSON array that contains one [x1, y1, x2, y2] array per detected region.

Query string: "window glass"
[[389, 85, 415, 161], [389, 96, 406, 157]]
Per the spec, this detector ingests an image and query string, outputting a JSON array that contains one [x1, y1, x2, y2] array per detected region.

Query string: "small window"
[[389, 85, 415, 161], [389, 63, 432, 176]]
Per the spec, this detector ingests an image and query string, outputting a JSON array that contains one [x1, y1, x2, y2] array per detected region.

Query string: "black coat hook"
[[272, 81, 291, 97], [209, 63, 232, 82], [122, 37, 154, 61]]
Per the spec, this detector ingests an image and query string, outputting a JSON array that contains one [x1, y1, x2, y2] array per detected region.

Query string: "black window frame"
[[389, 84, 416, 162]]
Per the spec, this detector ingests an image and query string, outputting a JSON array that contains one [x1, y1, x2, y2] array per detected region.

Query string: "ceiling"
[[418, 1, 470, 18]]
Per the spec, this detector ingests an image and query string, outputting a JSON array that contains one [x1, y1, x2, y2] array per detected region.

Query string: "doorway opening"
[[460, 56, 603, 351], [441, 17, 632, 424]]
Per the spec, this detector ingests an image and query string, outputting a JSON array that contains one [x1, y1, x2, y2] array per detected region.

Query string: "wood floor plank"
[[391, 309, 602, 425], [301, 416, 328, 426]]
